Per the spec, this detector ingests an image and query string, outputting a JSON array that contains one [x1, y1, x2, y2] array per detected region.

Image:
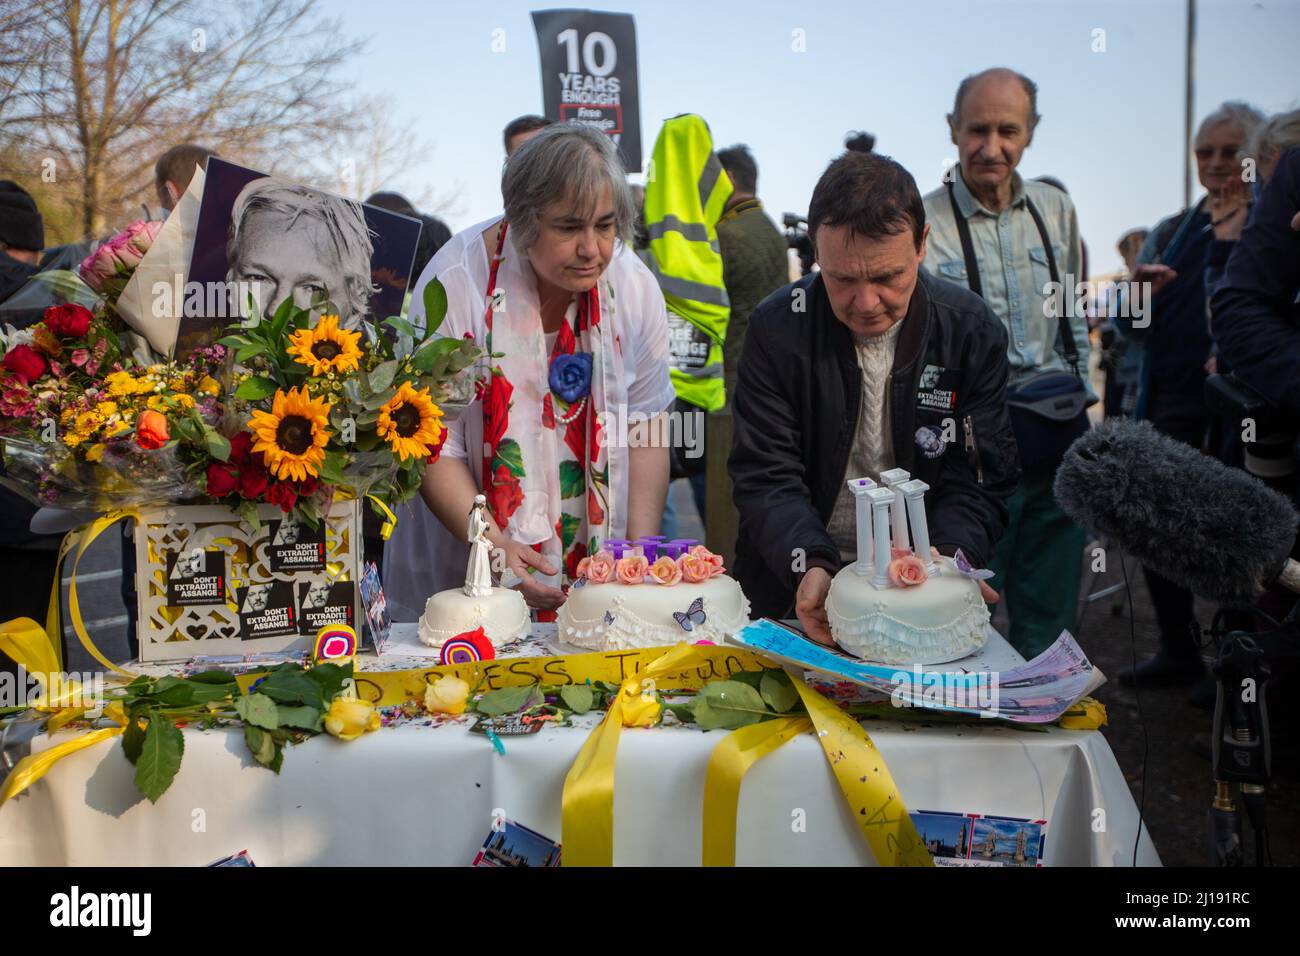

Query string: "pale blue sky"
[[318, 0, 1300, 275]]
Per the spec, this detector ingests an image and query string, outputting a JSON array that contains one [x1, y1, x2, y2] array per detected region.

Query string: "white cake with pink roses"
[[556, 537, 751, 650]]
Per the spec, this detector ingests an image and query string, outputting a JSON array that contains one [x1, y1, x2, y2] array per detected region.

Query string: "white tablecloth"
[[0, 626, 1161, 866]]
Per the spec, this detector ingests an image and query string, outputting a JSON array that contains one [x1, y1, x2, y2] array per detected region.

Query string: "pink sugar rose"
[[891, 547, 912, 561], [586, 550, 616, 584], [574, 557, 591, 580], [887, 554, 929, 588], [615, 554, 648, 585], [679, 551, 713, 584], [687, 545, 725, 577], [648, 554, 683, 586]]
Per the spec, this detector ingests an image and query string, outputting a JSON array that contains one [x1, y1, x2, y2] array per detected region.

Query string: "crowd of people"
[[3, 69, 1300, 748]]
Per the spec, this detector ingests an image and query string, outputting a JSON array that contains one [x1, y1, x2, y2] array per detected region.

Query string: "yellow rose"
[[323, 697, 381, 741], [619, 680, 661, 728], [424, 675, 470, 715], [198, 375, 221, 396]]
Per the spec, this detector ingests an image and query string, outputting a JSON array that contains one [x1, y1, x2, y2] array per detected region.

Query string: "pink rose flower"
[[574, 557, 591, 580], [586, 550, 616, 584], [679, 551, 712, 584], [647, 555, 683, 586], [887, 554, 929, 588], [891, 546, 912, 560], [78, 220, 162, 291], [687, 545, 725, 577], [615, 554, 648, 585]]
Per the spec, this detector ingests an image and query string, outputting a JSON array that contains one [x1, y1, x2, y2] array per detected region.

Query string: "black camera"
[[783, 213, 814, 276], [1205, 372, 1299, 488]]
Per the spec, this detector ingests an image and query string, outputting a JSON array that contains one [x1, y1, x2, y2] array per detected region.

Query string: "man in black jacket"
[[729, 152, 1019, 641]]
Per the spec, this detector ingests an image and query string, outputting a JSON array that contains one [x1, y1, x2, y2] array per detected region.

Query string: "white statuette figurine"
[[847, 477, 877, 575], [465, 494, 494, 597]]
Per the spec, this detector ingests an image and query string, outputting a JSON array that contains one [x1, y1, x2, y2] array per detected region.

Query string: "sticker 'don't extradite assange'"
[[165, 548, 229, 606], [236, 580, 298, 639], [296, 578, 355, 636], [267, 515, 326, 572]]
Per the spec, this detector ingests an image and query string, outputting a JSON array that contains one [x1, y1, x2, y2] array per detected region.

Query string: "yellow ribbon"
[[365, 494, 398, 541], [699, 675, 932, 867], [702, 715, 811, 866], [0, 704, 128, 806], [790, 675, 933, 866], [561, 642, 709, 866], [64, 509, 140, 678]]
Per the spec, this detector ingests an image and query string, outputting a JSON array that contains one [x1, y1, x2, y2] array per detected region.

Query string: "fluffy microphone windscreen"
[[1054, 419, 1299, 606]]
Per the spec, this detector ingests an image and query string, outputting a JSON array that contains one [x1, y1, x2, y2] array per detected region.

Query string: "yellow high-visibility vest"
[[644, 114, 732, 412]]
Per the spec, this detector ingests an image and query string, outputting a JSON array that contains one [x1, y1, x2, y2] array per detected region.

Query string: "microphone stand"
[[1208, 610, 1300, 866]]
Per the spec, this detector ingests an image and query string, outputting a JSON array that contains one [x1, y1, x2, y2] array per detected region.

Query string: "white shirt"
[[383, 216, 676, 621]]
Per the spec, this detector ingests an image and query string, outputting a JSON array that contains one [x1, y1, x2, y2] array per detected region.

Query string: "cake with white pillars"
[[826, 473, 990, 664]]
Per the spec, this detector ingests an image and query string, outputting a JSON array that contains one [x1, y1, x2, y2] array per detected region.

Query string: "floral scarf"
[[478, 224, 615, 598]]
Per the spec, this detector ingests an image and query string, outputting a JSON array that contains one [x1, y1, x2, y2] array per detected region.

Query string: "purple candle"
[[606, 539, 631, 560], [635, 538, 660, 561]]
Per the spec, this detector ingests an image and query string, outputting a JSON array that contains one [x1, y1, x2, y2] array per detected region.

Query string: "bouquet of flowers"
[[211, 283, 478, 528], [0, 298, 224, 510], [0, 219, 479, 526]]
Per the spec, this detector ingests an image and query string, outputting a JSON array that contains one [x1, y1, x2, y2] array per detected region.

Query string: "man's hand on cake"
[[795, 566, 836, 646], [498, 538, 566, 610]]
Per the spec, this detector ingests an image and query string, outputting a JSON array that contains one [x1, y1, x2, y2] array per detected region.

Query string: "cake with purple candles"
[[555, 536, 751, 650], [825, 471, 990, 665]]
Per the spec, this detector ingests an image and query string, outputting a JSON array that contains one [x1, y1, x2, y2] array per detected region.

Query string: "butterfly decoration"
[[603, 610, 614, 626], [672, 596, 707, 632], [571, 578, 586, 590], [953, 548, 995, 582]]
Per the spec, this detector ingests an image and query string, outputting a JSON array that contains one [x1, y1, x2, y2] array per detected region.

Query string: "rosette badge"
[[549, 353, 593, 403]]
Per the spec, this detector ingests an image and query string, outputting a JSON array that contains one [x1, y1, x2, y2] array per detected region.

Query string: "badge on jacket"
[[916, 363, 958, 414], [916, 425, 947, 459]]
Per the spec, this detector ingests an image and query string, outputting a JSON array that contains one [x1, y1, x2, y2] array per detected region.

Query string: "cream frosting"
[[557, 574, 751, 650], [826, 556, 989, 664], [418, 586, 530, 649]]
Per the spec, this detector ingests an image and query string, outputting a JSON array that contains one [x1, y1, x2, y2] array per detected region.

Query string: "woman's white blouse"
[[382, 216, 675, 621]]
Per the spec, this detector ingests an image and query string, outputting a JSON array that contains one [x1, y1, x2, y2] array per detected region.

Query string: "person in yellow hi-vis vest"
[[643, 114, 732, 528]]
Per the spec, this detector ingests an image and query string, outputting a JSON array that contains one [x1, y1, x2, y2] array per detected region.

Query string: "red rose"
[[43, 304, 93, 339], [238, 467, 268, 499], [266, 482, 297, 512], [486, 463, 523, 523], [482, 372, 513, 450], [228, 431, 253, 467], [2, 345, 47, 385], [425, 425, 449, 464], [565, 542, 589, 581], [296, 475, 317, 496], [206, 464, 238, 497]]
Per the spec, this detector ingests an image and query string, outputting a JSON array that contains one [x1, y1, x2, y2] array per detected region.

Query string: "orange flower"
[[135, 409, 169, 450]]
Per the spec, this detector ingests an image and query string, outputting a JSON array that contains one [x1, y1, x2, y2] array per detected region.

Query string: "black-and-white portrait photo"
[[272, 518, 302, 547], [241, 583, 272, 614], [302, 578, 333, 610], [184, 158, 422, 353]]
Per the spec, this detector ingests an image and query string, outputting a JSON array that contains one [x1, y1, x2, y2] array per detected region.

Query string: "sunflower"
[[377, 382, 444, 462], [286, 315, 363, 376], [248, 386, 333, 481]]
